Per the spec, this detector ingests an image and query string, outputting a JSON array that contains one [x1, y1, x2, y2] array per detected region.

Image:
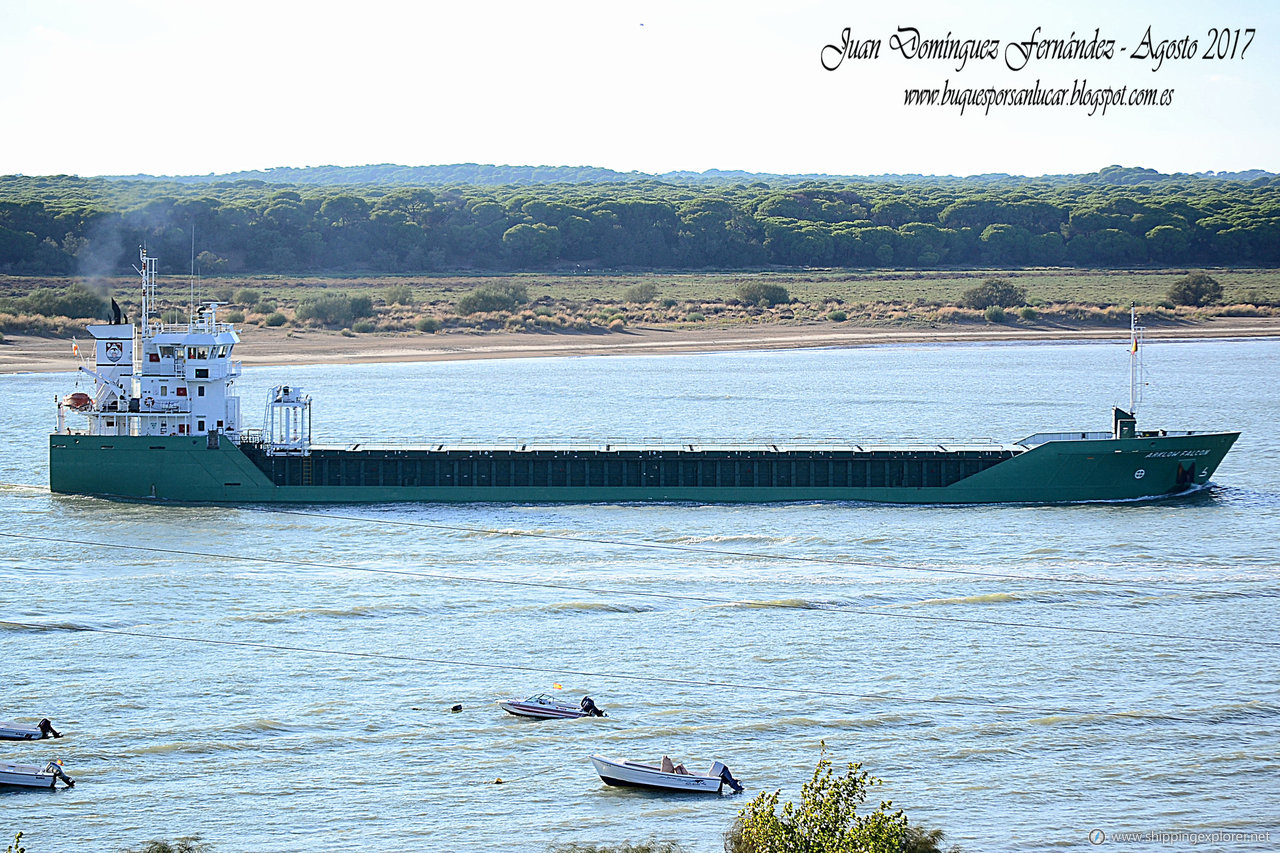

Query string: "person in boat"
[[579, 696, 606, 717], [660, 755, 691, 775], [39, 718, 62, 739]]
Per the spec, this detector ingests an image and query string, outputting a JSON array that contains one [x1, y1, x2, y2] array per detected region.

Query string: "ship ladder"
[[302, 455, 313, 486]]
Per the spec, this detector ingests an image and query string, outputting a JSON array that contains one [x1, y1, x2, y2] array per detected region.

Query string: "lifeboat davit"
[[62, 392, 92, 410]]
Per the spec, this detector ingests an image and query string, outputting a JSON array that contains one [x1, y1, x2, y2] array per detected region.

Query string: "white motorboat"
[[0, 719, 62, 741], [590, 754, 743, 794], [499, 693, 606, 720], [0, 759, 74, 789]]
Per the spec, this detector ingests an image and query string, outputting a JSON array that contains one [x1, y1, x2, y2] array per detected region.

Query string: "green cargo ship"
[[49, 252, 1238, 505]]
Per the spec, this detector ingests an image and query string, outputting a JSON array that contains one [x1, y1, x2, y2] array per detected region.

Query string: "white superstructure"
[[56, 248, 243, 441]]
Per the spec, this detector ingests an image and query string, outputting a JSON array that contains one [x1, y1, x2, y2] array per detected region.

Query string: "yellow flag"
[[553, 683, 563, 690]]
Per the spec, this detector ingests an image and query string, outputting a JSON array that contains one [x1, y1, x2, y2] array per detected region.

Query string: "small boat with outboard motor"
[[0, 719, 62, 741], [590, 754, 743, 794], [0, 759, 74, 789], [499, 693, 606, 720]]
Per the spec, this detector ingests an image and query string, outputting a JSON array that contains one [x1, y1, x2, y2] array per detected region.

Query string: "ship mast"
[[1129, 304, 1145, 415], [136, 247, 158, 338]]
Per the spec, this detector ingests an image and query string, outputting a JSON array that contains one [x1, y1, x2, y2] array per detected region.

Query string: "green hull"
[[49, 431, 1240, 504]]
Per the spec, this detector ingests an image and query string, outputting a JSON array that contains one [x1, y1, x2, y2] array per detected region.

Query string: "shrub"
[[225, 310, 245, 323], [253, 300, 276, 314], [736, 282, 791, 307], [827, 309, 848, 322], [608, 317, 626, 330], [685, 312, 705, 322], [2, 282, 108, 319], [213, 287, 234, 303], [340, 328, 355, 337], [726, 744, 908, 853], [415, 316, 441, 333], [349, 294, 374, 318], [623, 282, 658, 303], [295, 293, 373, 327], [960, 278, 1027, 310], [1018, 306, 1038, 321], [456, 283, 528, 315], [1240, 288, 1274, 307], [352, 319, 376, 333], [983, 305, 1006, 323], [385, 284, 415, 305], [160, 307, 186, 324], [659, 297, 678, 308], [265, 312, 287, 327], [234, 288, 261, 306], [1167, 272, 1223, 307]]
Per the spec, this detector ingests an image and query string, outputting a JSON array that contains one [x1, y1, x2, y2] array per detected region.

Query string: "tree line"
[[1, 166, 1277, 277]]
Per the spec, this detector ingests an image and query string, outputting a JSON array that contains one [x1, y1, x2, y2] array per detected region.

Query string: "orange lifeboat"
[[62, 392, 92, 410]]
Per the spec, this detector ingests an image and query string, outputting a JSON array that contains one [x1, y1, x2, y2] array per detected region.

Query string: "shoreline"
[[3, 317, 1279, 374]]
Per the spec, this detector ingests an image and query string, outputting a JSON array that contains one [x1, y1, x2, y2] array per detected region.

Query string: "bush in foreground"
[[725, 744, 907, 853]]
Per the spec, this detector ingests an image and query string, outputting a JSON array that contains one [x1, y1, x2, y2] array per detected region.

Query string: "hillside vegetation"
[[1, 166, 1278, 278]]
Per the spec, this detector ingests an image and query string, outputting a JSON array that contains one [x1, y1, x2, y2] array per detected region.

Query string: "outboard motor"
[[579, 696, 606, 717], [43, 760, 74, 788], [710, 761, 744, 794], [38, 718, 62, 739]]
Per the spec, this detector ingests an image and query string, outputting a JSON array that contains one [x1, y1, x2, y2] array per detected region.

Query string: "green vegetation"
[[736, 282, 791, 307], [294, 293, 374, 327], [3, 267, 1277, 339], [1167, 272, 1223, 306], [1018, 306, 1038, 321], [385, 284, 415, 305], [456, 282, 529, 315], [725, 746, 910, 853], [233, 288, 260, 306], [7, 832, 23, 853], [415, 316, 441, 332], [0, 281, 106, 318], [623, 282, 658, 303], [2, 168, 1278, 278], [983, 305, 1007, 323], [960, 278, 1027, 309]]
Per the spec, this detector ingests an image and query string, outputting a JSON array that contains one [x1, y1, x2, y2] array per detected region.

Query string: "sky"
[[1, 0, 1276, 177]]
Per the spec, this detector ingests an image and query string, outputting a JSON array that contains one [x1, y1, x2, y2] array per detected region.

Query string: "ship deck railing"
[[1017, 428, 1217, 447], [240, 437, 1027, 455]]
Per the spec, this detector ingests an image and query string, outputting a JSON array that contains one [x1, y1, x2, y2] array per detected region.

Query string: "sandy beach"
[[3, 316, 1279, 374]]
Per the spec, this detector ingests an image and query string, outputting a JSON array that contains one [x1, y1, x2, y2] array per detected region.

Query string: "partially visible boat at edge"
[[0, 760, 74, 789], [49, 251, 1239, 505], [590, 754, 743, 794], [0, 719, 62, 741]]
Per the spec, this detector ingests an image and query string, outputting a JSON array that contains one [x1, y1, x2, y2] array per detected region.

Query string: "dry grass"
[[3, 268, 1278, 338]]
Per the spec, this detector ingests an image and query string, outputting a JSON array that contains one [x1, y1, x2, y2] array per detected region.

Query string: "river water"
[[2, 338, 1277, 853]]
